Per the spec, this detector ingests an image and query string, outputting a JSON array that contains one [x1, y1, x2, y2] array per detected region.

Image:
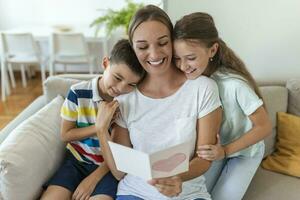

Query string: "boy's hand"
[[72, 175, 98, 200], [96, 100, 119, 133], [148, 176, 182, 197], [197, 134, 225, 161]]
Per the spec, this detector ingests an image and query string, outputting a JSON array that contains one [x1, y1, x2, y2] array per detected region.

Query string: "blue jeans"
[[116, 195, 205, 200], [204, 147, 264, 200], [116, 196, 143, 200]]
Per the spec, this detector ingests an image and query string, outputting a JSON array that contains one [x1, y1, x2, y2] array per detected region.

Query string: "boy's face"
[[102, 62, 141, 97], [173, 40, 217, 80]]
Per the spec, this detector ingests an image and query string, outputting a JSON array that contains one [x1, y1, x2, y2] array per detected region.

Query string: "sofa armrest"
[[0, 95, 47, 145]]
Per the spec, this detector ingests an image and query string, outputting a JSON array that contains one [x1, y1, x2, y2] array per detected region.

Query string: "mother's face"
[[131, 20, 173, 75]]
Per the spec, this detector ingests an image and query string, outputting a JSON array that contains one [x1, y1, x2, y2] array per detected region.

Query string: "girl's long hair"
[[173, 12, 262, 99]]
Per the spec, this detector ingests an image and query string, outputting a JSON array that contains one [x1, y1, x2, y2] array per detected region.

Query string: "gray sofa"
[[0, 74, 299, 200]]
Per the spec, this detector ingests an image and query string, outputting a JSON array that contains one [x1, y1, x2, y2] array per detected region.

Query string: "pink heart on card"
[[152, 153, 187, 172]]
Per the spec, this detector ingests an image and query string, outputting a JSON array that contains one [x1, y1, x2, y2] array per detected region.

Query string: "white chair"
[[49, 33, 95, 75], [0, 33, 47, 101], [0, 57, 12, 101]]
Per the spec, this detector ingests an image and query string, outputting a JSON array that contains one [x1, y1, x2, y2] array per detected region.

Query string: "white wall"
[[165, 0, 300, 83], [0, 0, 162, 30], [0, 0, 162, 72]]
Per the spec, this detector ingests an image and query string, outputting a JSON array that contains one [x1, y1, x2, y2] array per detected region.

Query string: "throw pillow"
[[262, 112, 300, 177], [0, 96, 66, 200], [286, 78, 300, 116]]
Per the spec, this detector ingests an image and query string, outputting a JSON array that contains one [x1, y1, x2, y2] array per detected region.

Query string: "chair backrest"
[[0, 33, 39, 58], [50, 33, 89, 57]]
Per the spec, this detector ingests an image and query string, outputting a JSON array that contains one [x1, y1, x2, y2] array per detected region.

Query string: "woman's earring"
[[209, 57, 213, 62]]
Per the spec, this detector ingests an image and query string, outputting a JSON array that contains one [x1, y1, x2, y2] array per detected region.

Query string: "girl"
[[96, 5, 222, 200], [172, 12, 272, 200]]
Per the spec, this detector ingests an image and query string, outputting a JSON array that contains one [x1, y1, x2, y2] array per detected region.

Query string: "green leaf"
[[90, 0, 144, 36]]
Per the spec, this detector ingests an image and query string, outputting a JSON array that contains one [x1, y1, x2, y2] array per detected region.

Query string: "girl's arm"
[[224, 106, 272, 156], [60, 119, 96, 142], [149, 107, 222, 197], [198, 106, 272, 160], [96, 100, 132, 180]]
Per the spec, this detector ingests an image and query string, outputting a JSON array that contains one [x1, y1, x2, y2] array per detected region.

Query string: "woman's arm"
[[96, 100, 132, 180], [60, 120, 96, 142], [198, 106, 272, 160], [179, 107, 222, 180]]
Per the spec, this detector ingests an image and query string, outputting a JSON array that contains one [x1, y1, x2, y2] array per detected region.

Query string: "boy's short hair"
[[110, 39, 145, 78]]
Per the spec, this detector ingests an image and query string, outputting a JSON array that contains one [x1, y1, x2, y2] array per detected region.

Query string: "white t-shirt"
[[115, 76, 221, 200], [211, 70, 264, 157]]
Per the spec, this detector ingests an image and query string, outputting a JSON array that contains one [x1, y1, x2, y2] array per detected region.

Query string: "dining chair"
[[49, 33, 95, 75], [0, 33, 47, 101], [0, 57, 12, 101]]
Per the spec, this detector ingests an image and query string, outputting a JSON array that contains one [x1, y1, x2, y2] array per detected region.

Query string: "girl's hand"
[[95, 100, 119, 133], [72, 175, 97, 200], [148, 176, 182, 197], [197, 134, 226, 161]]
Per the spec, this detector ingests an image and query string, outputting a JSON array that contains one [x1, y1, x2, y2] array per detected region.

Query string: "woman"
[[96, 5, 222, 200]]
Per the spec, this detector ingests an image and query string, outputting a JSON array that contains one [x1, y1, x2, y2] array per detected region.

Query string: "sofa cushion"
[[261, 112, 300, 177], [0, 96, 65, 200], [259, 86, 288, 156], [244, 167, 300, 200], [286, 78, 300, 116]]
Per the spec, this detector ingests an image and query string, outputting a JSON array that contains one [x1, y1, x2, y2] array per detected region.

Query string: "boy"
[[41, 39, 145, 200]]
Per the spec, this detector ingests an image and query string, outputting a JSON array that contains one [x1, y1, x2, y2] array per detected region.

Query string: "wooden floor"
[[0, 73, 43, 130]]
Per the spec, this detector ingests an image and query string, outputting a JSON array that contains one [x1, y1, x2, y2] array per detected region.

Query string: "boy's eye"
[[114, 76, 121, 81], [136, 45, 147, 50], [128, 83, 137, 87]]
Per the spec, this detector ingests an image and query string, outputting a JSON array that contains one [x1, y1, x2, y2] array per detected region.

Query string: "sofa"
[[0, 74, 299, 200]]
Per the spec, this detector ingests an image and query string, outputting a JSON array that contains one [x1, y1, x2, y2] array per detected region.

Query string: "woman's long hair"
[[128, 5, 173, 46]]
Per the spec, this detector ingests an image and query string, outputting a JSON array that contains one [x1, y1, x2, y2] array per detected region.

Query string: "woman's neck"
[[139, 66, 186, 98]]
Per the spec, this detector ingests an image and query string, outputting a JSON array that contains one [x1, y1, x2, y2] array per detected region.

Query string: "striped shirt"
[[61, 76, 104, 165]]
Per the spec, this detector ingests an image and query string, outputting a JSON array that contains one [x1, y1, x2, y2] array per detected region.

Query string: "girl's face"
[[173, 40, 217, 80], [131, 20, 173, 75]]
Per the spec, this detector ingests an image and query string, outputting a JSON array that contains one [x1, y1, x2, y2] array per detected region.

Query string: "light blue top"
[[211, 70, 264, 157]]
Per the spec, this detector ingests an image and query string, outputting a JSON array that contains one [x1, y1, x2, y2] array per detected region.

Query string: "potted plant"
[[90, 0, 144, 36]]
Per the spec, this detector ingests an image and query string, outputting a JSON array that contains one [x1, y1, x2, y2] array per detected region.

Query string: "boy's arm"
[[61, 119, 96, 142], [96, 100, 131, 180], [60, 87, 97, 142], [97, 124, 131, 180]]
